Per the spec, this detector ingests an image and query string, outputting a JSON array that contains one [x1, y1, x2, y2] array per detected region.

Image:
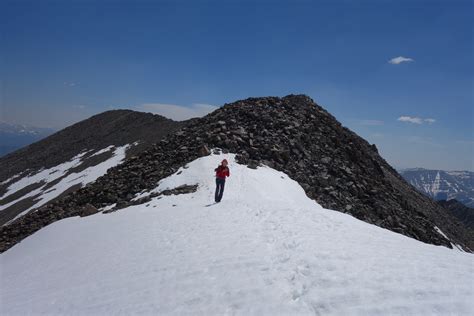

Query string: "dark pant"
[[215, 178, 225, 202]]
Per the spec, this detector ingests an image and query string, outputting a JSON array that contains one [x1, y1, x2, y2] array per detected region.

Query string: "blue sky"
[[1, 0, 473, 170]]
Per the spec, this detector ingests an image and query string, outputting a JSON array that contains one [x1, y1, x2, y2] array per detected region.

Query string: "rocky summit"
[[1, 95, 472, 252]]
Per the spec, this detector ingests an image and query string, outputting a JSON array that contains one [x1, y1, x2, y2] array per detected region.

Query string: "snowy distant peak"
[[0, 121, 55, 136], [0, 122, 56, 157], [398, 167, 429, 172], [447, 170, 473, 180], [399, 167, 472, 175], [400, 169, 474, 208]]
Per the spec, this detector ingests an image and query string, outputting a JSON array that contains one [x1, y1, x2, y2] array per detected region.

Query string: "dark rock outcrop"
[[1, 95, 472, 252], [438, 200, 474, 230]]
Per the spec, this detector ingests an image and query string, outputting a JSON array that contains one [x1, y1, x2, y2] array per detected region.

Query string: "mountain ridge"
[[1, 94, 472, 252], [0, 110, 185, 225], [0, 109, 184, 181]]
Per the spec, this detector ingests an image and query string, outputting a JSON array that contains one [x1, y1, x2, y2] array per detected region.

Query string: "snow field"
[[0, 145, 131, 223], [1, 153, 473, 315]]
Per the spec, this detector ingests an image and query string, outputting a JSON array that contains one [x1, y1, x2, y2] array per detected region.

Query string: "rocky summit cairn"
[[1, 95, 472, 252]]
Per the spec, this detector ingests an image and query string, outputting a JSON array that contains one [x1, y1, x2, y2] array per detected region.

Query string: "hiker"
[[214, 159, 230, 203]]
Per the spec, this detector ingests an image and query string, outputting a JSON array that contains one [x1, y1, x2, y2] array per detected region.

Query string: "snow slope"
[[1, 154, 473, 315], [0, 145, 131, 224]]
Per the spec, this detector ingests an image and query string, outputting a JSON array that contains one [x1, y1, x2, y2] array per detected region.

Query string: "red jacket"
[[215, 165, 230, 179]]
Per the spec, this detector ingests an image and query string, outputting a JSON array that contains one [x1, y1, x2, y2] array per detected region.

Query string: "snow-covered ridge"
[[1, 154, 472, 315], [0, 144, 132, 224]]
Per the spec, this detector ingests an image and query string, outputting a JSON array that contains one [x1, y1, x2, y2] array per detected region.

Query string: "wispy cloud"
[[136, 103, 219, 121], [359, 119, 384, 126], [398, 116, 423, 124], [388, 56, 414, 65], [72, 105, 86, 109], [398, 116, 436, 124], [64, 81, 78, 87]]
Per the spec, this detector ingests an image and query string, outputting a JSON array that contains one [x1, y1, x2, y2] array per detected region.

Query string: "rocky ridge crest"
[[1, 95, 472, 252]]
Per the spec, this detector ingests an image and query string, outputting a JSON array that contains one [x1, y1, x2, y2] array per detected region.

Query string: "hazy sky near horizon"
[[1, 0, 473, 170]]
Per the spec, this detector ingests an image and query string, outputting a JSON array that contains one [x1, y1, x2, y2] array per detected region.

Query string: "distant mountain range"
[[400, 168, 474, 208], [0, 122, 56, 156]]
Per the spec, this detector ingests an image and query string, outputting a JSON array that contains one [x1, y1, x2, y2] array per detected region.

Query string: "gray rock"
[[80, 203, 99, 217]]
